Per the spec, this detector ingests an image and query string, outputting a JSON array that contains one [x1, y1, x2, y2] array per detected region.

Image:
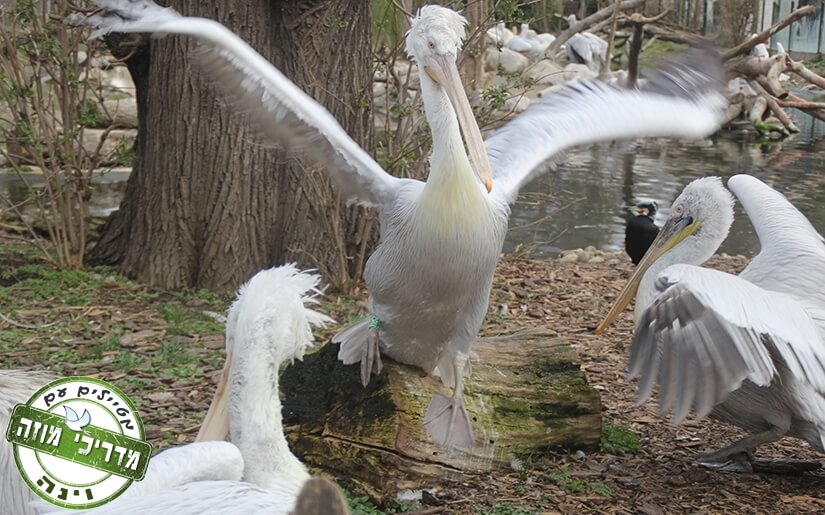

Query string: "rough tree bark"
[[88, 0, 375, 292]]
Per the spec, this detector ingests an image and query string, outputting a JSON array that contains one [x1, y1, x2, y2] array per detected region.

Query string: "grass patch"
[[155, 340, 197, 366], [344, 491, 420, 515], [549, 467, 586, 493], [0, 327, 31, 346], [346, 492, 385, 515], [321, 296, 364, 326], [159, 303, 224, 336], [11, 265, 106, 302], [639, 40, 689, 68], [806, 53, 825, 75], [549, 467, 615, 498], [113, 351, 144, 373], [88, 335, 121, 359], [600, 419, 641, 455], [477, 504, 538, 515]]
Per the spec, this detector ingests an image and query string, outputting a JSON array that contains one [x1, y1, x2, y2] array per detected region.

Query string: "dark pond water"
[[505, 109, 825, 259], [0, 170, 130, 218], [2, 112, 825, 260]]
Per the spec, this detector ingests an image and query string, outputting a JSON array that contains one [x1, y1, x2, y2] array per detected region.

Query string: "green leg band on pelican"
[[368, 314, 381, 330]]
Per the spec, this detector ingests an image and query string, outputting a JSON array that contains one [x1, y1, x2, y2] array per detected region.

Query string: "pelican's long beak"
[[424, 54, 494, 193], [594, 216, 701, 335], [196, 350, 232, 441]]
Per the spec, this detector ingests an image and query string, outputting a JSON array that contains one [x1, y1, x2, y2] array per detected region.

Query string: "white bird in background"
[[519, 22, 537, 39], [41, 265, 337, 514], [597, 175, 825, 472], [1, 369, 56, 515], [504, 29, 535, 54], [85, 1, 727, 447], [503, 22, 552, 60], [749, 33, 770, 59], [565, 14, 608, 73], [486, 21, 513, 45], [534, 30, 556, 47]]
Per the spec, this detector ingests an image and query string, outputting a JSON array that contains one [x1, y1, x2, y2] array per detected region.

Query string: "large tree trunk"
[[88, 0, 374, 292]]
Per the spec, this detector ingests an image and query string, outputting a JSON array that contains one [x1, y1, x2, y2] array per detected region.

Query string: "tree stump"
[[281, 329, 602, 501]]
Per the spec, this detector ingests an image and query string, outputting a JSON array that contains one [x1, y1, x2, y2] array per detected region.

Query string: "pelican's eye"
[[428, 40, 435, 50]]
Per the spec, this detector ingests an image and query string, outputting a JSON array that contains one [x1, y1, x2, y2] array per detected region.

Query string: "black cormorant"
[[625, 201, 659, 265]]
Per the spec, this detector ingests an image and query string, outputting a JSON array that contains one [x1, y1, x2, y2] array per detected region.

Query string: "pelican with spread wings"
[[597, 175, 825, 472], [86, 1, 726, 447]]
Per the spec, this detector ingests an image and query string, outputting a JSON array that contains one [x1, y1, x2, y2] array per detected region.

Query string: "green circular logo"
[[4, 376, 152, 509]]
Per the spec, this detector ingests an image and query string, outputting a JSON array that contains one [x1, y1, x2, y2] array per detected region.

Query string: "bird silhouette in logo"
[[63, 405, 92, 432]]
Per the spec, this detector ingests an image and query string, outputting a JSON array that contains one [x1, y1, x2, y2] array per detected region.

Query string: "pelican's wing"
[[34, 442, 246, 514], [565, 34, 592, 64], [487, 49, 727, 205], [38, 480, 303, 515], [631, 264, 825, 424], [124, 441, 244, 497], [728, 174, 825, 304], [85, 0, 400, 208]]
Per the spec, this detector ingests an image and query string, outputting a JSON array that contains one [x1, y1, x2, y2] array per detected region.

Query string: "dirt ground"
[[1, 235, 824, 514], [455, 253, 825, 514]]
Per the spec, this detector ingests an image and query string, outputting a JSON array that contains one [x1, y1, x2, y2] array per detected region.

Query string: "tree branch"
[[788, 58, 825, 89], [722, 5, 816, 60]]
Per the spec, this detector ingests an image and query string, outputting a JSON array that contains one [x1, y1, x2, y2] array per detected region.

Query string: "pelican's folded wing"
[[631, 264, 825, 424], [84, 0, 400, 208], [34, 442, 245, 514], [123, 441, 244, 498], [38, 480, 303, 515], [486, 48, 728, 205]]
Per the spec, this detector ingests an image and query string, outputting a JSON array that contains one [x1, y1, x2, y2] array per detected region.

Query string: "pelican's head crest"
[[670, 176, 735, 242], [405, 5, 467, 61]]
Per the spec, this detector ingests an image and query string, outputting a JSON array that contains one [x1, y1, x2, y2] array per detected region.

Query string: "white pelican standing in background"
[[86, 1, 727, 447], [565, 14, 608, 73], [502, 22, 552, 61], [1, 370, 56, 515], [596, 175, 825, 472], [41, 265, 338, 514], [486, 21, 514, 46]]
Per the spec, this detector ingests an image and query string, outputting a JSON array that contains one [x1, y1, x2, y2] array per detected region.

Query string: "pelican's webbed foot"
[[423, 391, 474, 448], [424, 352, 474, 448], [697, 451, 754, 473], [360, 315, 384, 387], [696, 425, 787, 473]]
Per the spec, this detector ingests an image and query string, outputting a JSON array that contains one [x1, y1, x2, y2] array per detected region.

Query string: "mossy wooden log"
[[281, 329, 601, 500]]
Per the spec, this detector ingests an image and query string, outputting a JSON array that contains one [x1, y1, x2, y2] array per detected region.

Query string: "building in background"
[[761, 0, 824, 57]]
